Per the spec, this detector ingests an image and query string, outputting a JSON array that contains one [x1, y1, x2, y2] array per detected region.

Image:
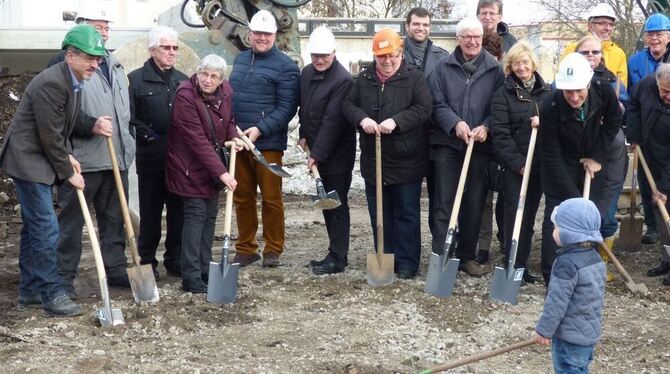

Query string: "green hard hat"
[[62, 24, 107, 57]]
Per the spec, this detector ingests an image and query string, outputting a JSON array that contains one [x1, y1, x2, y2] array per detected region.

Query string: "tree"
[[535, 0, 645, 55], [301, 0, 453, 19]]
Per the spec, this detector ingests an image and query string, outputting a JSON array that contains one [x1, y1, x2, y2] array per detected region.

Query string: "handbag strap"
[[197, 100, 221, 148]]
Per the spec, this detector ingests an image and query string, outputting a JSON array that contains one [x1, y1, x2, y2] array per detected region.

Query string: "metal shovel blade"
[[268, 163, 291, 178], [310, 178, 341, 210], [425, 253, 460, 298], [490, 266, 525, 305], [618, 216, 643, 252], [366, 252, 395, 286], [127, 264, 159, 303], [665, 245, 670, 259], [207, 244, 239, 304], [625, 280, 649, 294], [96, 279, 124, 327]]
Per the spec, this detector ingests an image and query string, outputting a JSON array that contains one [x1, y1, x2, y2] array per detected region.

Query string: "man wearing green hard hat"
[[0, 24, 105, 317], [49, 1, 137, 296]]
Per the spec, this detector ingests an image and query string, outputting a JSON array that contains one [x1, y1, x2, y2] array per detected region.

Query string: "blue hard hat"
[[644, 13, 670, 32]]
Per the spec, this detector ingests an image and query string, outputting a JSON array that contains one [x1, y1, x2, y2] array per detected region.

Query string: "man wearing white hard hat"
[[561, 3, 628, 86], [297, 27, 354, 275], [47, 0, 135, 294], [228, 9, 300, 268], [538, 52, 622, 285]]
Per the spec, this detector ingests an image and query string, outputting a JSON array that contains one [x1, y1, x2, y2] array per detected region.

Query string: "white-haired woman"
[[166, 54, 244, 293], [490, 41, 551, 283], [128, 25, 188, 281]]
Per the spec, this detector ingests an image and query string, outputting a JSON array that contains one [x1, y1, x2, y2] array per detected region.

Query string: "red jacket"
[[166, 74, 237, 198]]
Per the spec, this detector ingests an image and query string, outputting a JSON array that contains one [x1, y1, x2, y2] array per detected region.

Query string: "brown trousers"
[[233, 150, 284, 256]]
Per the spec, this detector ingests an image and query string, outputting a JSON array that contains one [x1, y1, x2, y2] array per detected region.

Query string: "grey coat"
[[0, 62, 80, 184], [429, 47, 505, 153], [49, 51, 135, 172], [536, 244, 606, 346]]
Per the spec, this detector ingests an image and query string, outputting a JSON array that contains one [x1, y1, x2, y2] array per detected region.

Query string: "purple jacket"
[[166, 74, 237, 198]]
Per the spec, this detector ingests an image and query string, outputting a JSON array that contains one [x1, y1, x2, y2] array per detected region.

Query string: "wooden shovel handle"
[[636, 147, 670, 223], [106, 137, 141, 267], [223, 147, 237, 237], [509, 127, 538, 265], [375, 133, 384, 258], [422, 338, 536, 373], [448, 137, 476, 230], [583, 170, 591, 199], [302, 145, 322, 179], [76, 188, 111, 307]]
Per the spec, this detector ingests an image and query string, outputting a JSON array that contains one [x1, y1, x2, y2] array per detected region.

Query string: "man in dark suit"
[[0, 25, 106, 317]]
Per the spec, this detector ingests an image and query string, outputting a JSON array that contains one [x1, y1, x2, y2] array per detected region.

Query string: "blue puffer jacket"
[[229, 46, 300, 151], [628, 48, 660, 90], [536, 244, 606, 346]]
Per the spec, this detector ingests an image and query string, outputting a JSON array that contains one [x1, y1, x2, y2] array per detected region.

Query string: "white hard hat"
[[555, 53, 594, 90], [587, 3, 616, 22], [307, 27, 336, 54], [248, 10, 277, 33], [75, 1, 114, 23]]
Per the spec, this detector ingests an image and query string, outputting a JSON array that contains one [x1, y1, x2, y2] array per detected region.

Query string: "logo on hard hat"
[[378, 41, 390, 49], [567, 68, 574, 76]]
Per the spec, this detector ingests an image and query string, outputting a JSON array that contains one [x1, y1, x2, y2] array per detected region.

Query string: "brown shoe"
[[459, 260, 490, 278], [232, 253, 261, 267], [262, 252, 280, 268]]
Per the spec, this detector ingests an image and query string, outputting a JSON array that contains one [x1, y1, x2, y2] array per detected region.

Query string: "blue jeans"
[[552, 337, 594, 374], [14, 177, 65, 301], [364, 181, 422, 273]]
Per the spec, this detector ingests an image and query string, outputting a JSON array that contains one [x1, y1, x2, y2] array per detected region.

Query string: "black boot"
[[182, 277, 207, 293], [522, 269, 541, 284], [312, 258, 344, 275], [475, 250, 490, 264], [647, 260, 670, 277]]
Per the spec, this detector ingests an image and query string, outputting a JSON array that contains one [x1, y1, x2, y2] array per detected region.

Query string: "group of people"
[[2, 1, 670, 372]]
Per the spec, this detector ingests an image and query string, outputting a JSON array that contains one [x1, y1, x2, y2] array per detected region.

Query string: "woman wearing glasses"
[[575, 35, 628, 281]]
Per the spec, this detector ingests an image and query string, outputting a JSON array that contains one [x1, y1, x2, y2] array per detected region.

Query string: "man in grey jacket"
[[48, 4, 135, 293], [429, 18, 504, 277]]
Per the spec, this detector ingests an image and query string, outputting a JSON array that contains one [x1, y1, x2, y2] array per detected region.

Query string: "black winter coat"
[[539, 79, 622, 199], [491, 72, 551, 174], [626, 76, 670, 194], [128, 59, 188, 173], [298, 59, 355, 176], [343, 61, 433, 185]]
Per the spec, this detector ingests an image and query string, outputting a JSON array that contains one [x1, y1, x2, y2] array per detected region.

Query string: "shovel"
[[584, 171, 649, 294], [417, 338, 536, 373], [76, 188, 124, 326], [303, 146, 341, 210], [106, 137, 159, 303], [208, 145, 240, 304], [425, 137, 475, 298], [490, 127, 538, 305], [618, 151, 643, 251], [635, 147, 670, 260], [366, 132, 395, 286], [236, 126, 291, 178]]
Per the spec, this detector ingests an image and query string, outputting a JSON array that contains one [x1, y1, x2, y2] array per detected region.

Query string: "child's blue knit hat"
[[551, 198, 603, 245]]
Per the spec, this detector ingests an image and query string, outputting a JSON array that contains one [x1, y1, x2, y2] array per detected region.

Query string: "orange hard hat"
[[372, 28, 403, 56]]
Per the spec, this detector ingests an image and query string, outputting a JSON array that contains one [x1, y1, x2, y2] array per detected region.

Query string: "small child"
[[534, 198, 607, 374]]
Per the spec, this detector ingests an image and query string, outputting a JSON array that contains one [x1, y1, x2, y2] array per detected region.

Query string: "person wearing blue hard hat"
[[627, 12, 670, 246]]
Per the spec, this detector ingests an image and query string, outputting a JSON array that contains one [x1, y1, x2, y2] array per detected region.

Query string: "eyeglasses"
[[159, 45, 179, 51], [311, 54, 332, 61], [578, 50, 602, 56], [590, 20, 615, 27], [478, 11, 499, 17], [198, 71, 222, 81], [458, 34, 483, 41]]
